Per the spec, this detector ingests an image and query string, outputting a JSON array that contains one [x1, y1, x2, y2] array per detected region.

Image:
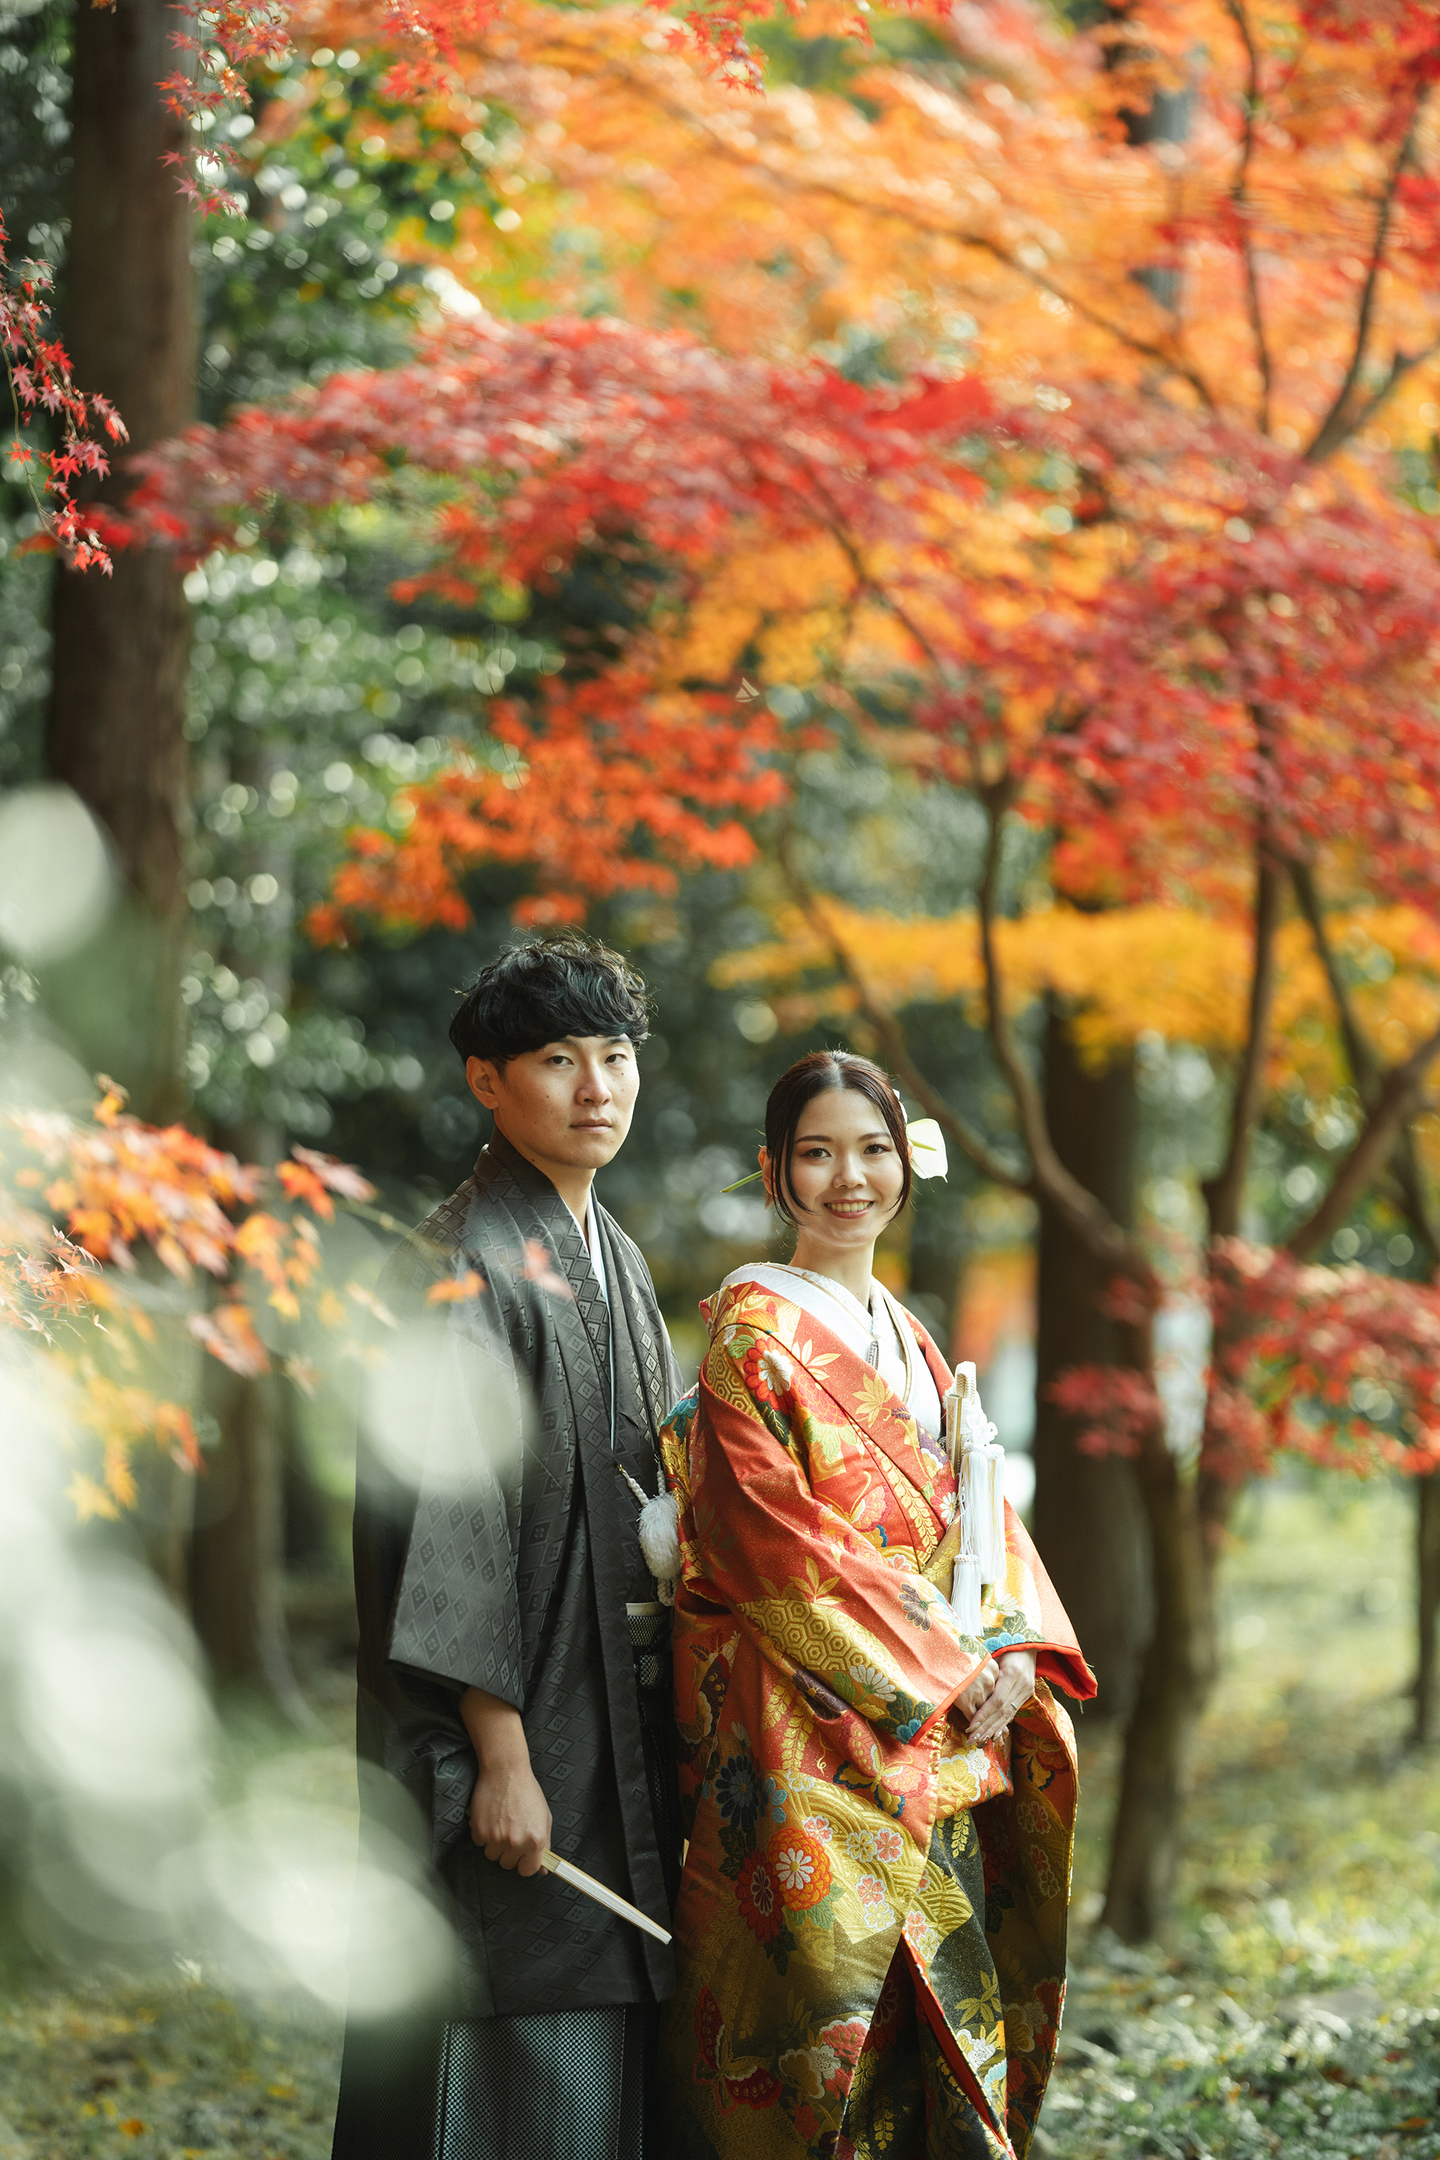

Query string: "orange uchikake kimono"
[[656, 1272, 1095, 2160]]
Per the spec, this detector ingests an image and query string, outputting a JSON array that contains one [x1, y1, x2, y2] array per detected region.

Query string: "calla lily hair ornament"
[[720, 1117, 948, 1193], [903, 1118, 949, 1179]]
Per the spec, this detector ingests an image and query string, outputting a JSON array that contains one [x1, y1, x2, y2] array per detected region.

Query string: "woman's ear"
[[758, 1146, 775, 1208]]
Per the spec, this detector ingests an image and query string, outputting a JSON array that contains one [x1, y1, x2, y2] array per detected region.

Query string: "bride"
[[657, 1050, 1094, 2160]]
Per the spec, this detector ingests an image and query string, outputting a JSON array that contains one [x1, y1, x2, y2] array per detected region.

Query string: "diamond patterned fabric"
[[347, 1135, 684, 2036], [433, 2005, 651, 2160]]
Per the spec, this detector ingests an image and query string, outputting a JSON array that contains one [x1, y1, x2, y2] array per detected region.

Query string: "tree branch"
[[1290, 858, 1378, 1097], [1203, 821, 1284, 1237], [1289, 1020, 1440, 1259], [805, 489, 957, 689], [1392, 1121, 1440, 1270], [1290, 858, 1440, 1264], [1305, 92, 1428, 463], [1225, 0, 1273, 433], [1321, 334, 1440, 459], [974, 777, 1048, 1161], [778, 822, 1152, 1279], [971, 788, 1155, 1277]]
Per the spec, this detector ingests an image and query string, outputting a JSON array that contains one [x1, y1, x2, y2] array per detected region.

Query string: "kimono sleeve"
[[381, 1270, 530, 1711], [684, 1334, 989, 1747], [983, 1500, 1098, 1703]]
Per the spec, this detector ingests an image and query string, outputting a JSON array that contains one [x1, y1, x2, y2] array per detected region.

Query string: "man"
[[331, 931, 684, 2160]]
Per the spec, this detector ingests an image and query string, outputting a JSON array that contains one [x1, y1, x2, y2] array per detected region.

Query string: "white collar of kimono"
[[716, 1262, 941, 1438]]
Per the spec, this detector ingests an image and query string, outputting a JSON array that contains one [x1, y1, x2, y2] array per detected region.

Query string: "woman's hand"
[[954, 1656, 1000, 1726], [965, 1645, 1037, 1746]]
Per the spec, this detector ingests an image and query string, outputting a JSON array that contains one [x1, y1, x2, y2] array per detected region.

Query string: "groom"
[[332, 930, 683, 2160]]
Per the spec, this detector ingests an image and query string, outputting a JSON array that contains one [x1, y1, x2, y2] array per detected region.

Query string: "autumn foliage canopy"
[[16, 0, 1440, 1521]]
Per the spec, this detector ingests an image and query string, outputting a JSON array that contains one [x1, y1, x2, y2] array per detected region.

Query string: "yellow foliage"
[[716, 901, 1440, 1089]]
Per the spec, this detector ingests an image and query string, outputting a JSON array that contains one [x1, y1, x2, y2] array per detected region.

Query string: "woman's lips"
[[824, 1199, 872, 1216]]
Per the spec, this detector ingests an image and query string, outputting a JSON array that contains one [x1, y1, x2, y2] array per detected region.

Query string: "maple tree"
[[0, 1081, 384, 1521], [160, 0, 860, 218], [18, 0, 1440, 1931], [123, 0, 1440, 1939], [133, 309, 993, 926], [0, 207, 126, 571]]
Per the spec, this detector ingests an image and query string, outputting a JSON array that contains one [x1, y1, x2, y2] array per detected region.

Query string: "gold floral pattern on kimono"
[[658, 1277, 1096, 2160]]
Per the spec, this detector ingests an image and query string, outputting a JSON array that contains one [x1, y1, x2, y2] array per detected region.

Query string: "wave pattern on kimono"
[[656, 1276, 1096, 2160]]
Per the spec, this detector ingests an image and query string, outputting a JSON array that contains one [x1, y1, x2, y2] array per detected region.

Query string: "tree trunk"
[[1414, 1471, 1440, 1746], [1100, 1384, 1204, 1940], [45, 0, 195, 1121], [187, 746, 313, 1713], [1031, 1004, 1150, 1716], [189, 1360, 309, 1714]]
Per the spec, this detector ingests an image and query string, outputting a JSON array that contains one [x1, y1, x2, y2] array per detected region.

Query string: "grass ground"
[[1048, 1475, 1440, 2159], [0, 1478, 1435, 2158]]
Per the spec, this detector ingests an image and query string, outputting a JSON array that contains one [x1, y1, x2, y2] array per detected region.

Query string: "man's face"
[[465, 1036, 640, 1174]]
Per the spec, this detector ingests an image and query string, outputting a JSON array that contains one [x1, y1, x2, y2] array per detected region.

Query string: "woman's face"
[[778, 1086, 905, 1253]]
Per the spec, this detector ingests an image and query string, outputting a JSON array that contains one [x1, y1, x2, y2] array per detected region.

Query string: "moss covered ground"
[[1049, 1476, 1440, 2159], [0, 1478, 1434, 2158]]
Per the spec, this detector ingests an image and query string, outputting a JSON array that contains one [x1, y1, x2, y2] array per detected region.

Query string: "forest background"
[[3, 0, 1440, 2154]]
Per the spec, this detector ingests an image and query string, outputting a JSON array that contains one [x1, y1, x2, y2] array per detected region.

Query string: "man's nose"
[[577, 1063, 613, 1100]]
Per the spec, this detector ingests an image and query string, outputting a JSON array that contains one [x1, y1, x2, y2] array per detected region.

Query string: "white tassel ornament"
[[943, 1361, 1007, 1620], [637, 1490, 682, 1585], [950, 1554, 983, 1633]]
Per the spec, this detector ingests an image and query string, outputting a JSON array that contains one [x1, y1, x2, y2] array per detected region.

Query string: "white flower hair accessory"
[[905, 1118, 948, 1180]]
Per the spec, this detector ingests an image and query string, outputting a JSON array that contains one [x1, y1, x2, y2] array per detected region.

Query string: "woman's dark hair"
[[763, 1050, 912, 1227], [449, 930, 652, 1067]]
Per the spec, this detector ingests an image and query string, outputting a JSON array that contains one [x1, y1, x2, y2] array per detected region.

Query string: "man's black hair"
[[448, 929, 653, 1068]]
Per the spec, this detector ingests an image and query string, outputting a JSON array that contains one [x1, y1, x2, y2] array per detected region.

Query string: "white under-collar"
[[716, 1262, 942, 1440]]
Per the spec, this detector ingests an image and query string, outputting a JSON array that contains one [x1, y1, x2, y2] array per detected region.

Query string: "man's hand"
[[965, 1645, 1037, 1746], [954, 1656, 1000, 1727], [459, 1687, 553, 1877], [468, 1759, 553, 1874]]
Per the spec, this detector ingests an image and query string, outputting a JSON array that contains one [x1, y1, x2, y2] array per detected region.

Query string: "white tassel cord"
[[950, 1554, 983, 1633], [944, 1361, 1007, 1605], [638, 1491, 682, 1585], [618, 1464, 681, 1604], [987, 1441, 1008, 1594]]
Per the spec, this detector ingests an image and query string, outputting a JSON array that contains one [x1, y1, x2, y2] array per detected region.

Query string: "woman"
[[657, 1051, 1095, 2160]]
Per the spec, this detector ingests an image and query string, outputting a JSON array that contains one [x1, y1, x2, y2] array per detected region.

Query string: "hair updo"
[[763, 1050, 913, 1226]]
